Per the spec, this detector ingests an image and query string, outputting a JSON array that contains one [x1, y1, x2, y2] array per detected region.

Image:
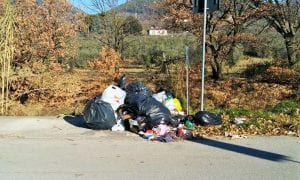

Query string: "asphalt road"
[[0, 116, 299, 180]]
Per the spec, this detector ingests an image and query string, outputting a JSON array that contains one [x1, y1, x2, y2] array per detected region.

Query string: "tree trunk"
[[284, 36, 297, 66], [210, 58, 222, 80]]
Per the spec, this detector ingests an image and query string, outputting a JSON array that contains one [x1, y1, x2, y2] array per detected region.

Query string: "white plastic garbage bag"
[[164, 98, 176, 112], [111, 119, 125, 131], [101, 85, 126, 111], [152, 91, 167, 103]]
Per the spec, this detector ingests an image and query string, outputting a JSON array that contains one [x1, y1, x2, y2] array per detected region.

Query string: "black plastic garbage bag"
[[193, 111, 222, 126], [83, 96, 116, 130], [125, 93, 177, 128], [117, 74, 126, 90], [125, 81, 152, 97]]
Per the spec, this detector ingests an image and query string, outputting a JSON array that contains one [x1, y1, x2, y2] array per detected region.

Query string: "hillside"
[[115, 0, 157, 20]]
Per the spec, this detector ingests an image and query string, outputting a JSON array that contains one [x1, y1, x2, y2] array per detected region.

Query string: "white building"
[[148, 29, 168, 36]]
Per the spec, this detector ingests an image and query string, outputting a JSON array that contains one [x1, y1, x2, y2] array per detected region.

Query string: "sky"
[[70, 0, 127, 14]]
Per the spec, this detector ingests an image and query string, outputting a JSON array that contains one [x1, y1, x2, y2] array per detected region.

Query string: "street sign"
[[193, 0, 220, 13], [185, 46, 190, 114]]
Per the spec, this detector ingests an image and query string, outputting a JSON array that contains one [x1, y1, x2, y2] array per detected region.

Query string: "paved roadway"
[[0, 116, 299, 180]]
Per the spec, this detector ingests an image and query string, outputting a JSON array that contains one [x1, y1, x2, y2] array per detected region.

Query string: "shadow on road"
[[63, 115, 89, 129], [191, 137, 300, 163]]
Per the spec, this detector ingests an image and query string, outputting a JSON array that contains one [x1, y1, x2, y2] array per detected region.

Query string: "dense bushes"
[[122, 35, 199, 66], [14, 0, 82, 66]]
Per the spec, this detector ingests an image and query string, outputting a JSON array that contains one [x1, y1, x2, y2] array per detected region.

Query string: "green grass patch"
[[75, 33, 101, 67], [122, 35, 200, 66], [270, 100, 300, 116]]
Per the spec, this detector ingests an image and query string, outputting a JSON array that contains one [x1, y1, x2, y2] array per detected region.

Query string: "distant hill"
[[115, 0, 164, 29], [115, 0, 157, 19], [79, 0, 163, 30]]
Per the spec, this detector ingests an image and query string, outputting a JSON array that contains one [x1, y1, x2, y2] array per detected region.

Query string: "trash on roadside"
[[184, 120, 194, 129], [182, 129, 193, 140], [155, 131, 177, 142], [164, 95, 176, 112], [225, 132, 248, 139], [193, 111, 222, 126], [82, 76, 199, 142], [124, 93, 175, 129], [177, 124, 185, 136], [117, 74, 127, 90], [153, 121, 170, 136], [180, 115, 194, 129], [143, 129, 155, 140], [152, 90, 167, 103], [233, 117, 248, 125], [152, 90, 185, 116], [111, 118, 125, 131], [101, 85, 126, 112], [126, 81, 152, 97], [173, 98, 183, 111], [83, 96, 117, 130]]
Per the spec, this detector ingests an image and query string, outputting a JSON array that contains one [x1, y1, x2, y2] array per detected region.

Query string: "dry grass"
[[3, 56, 299, 118], [7, 68, 115, 115], [223, 56, 272, 74]]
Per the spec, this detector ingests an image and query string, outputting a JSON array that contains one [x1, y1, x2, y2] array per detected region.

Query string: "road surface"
[[0, 116, 299, 180]]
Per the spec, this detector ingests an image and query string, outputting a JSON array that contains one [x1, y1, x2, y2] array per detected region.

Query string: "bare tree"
[[0, 0, 14, 114], [83, 0, 142, 55], [251, 0, 300, 66], [157, 0, 258, 80]]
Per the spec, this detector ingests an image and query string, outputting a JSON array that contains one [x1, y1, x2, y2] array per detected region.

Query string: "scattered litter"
[[143, 129, 155, 140], [232, 135, 248, 139], [177, 124, 185, 137], [181, 115, 193, 129], [173, 98, 183, 111], [225, 132, 248, 139], [287, 131, 296, 136], [153, 122, 170, 136], [234, 117, 247, 125], [155, 132, 177, 143], [111, 120, 125, 132], [164, 95, 176, 112]]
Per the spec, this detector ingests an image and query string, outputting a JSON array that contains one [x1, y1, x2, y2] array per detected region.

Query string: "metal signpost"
[[193, 0, 219, 111], [200, 0, 208, 111], [185, 46, 190, 115]]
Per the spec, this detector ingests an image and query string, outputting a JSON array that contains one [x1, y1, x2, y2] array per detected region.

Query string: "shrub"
[[88, 47, 122, 82], [122, 35, 199, 66], [243, 63, 270, 78], [271, 100, 300, 116], [14, 0, 81, 66], [228, 45, 244, 66], [293, 61, 300, 73]]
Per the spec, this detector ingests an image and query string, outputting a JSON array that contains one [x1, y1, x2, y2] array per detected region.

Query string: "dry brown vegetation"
[[5, 58, 299, 116], [5, 45, 125, 116], [0, 0, 299, 137], [13, 0, 82, 66], [3, 46, 300, 136]]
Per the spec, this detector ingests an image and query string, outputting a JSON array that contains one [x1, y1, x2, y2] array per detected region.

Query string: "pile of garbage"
[[83, 75, 222, 142]]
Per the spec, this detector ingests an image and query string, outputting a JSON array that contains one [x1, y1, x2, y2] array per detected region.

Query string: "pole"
[[185, 46, 190, 115], [200, 0, 207, 111]]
